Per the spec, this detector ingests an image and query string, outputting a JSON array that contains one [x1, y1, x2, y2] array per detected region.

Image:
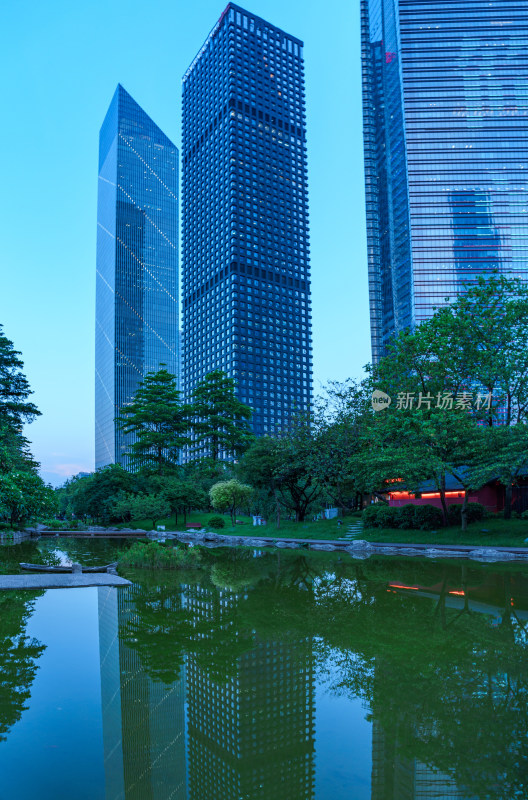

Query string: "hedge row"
[[363, 502, 486, 531]]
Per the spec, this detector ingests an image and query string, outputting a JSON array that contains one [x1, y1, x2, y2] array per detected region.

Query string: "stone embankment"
[[147, 530, 528, 563]]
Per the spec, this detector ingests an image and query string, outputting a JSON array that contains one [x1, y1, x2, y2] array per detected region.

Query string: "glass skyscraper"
[[182, 4, 312, 438], [361, 0, 528, 362], [98, 586, 187, 799], [96, 85, 179, 469]]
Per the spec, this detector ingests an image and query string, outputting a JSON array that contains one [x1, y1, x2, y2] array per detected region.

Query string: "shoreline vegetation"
[[8, 510, 528, 549], [115, 511, 528, 547]]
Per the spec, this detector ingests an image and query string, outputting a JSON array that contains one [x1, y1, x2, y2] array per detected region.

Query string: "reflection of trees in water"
[[0, 589, 45, 741], [119, 552, 528, 799], [319, 561, 528, 800]]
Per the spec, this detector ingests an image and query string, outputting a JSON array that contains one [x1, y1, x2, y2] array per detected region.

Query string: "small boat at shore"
[[20, 562, 116, 574]]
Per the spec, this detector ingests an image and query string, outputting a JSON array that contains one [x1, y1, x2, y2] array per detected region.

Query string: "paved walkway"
[[339, 520, 364, 541], [0, 574, 132, 590]]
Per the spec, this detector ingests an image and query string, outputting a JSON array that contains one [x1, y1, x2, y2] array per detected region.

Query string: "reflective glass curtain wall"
[[362, 0, 528, 362], [96, 85, 179, 468], [182, 3, 312, 444]]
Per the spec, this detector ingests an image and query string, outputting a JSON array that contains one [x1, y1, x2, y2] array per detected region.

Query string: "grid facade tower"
[[182, 4, 312, 437], [361, 0, 528, 362], [96, 85, 179, 468]]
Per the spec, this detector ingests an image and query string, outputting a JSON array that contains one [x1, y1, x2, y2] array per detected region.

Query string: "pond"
[[0, 538, 527, 799]]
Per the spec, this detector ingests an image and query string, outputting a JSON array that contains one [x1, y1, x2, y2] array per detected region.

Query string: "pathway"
[[0, 574, 132, 590], [338, 519, 364, 541]]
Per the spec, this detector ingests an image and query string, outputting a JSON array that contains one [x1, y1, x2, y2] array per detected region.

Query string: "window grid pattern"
[[362, 0, 528, 363], [182, 3, 313, 439]]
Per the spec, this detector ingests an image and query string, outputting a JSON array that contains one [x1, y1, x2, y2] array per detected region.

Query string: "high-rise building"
[[182, 4, 312, 438], [96, 85, 179, 468], [361, 0, 528, 362], [98, 586, 187, 800], [184, 583, 316, 800]]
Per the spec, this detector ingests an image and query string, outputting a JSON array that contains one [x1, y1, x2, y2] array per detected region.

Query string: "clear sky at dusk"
[[0, 0, 370, 485]]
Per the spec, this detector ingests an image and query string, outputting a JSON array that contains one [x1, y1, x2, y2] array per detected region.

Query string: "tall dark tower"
[[95, 85, 179, 468], [184, 583, 316, 799], [182, 4, 312, 439]]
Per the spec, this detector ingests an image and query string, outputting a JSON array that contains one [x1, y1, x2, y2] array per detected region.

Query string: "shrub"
[[465, 502, 486, 522], [208, 516, 226, 529], [40, 518, 81, 531], [447, 502, 486, 525], [521, 510, 528, 520], [395, 504, 416, 530], [374, 504, 396, 529], [362, 504, 399, 529], [413, 504, 443, 530], [362, 506, 381, 528], [118, 541, 202, 570]]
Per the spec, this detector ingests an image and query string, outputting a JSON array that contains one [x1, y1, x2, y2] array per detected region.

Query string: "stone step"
[[338, 521, 364, 541]]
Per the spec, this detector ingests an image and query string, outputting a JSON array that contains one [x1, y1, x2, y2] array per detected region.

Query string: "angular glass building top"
[[361, 0, 528, 362], [96, 85, 179, 469], [182, 4, 312, 442]]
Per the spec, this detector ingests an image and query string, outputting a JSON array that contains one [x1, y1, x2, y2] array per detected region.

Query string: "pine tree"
[[191, 370, 253, 462], [0, 325, 40, 429], [118, 368, 191, 474]]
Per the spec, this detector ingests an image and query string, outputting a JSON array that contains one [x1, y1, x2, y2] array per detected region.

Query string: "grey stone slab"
[[0, 574, 132, 590]]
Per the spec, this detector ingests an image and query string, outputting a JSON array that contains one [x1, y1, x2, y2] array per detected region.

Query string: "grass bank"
[[116, 512, 361, 541], [361, 517, 528, 548], [114, 511, 528, 548]]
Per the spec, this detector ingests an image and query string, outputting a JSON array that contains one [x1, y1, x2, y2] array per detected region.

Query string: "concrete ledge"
[[0, 574, 132, 590]]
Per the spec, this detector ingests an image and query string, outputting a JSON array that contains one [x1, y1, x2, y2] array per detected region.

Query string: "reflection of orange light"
[[387, 478, 403, 484], [449, 590, 465, 596], [389, 583, 419, 591]]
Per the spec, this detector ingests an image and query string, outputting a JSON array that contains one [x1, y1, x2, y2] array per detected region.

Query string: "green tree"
[[191, 370, 253, 461], [472, 424, 528, 520], [131, 494, 171, 530], [210, 479, 253, 526], [0, 419, 38, 476], [368, 275, 528, 524], [0, 471, 57, 528], [238, 436, 282, 526], [312, 379, 373, 513], [118, 368, 191, 474], [161, 480, 208, 526], [69, 465, 134, 523], [375, 274, 528, 426], [108, 492, 134, 523], [273, 420, 322, 522], [239, 421, 322, 523], [0, 590, 45, 741], [0, 325, 40, 430]]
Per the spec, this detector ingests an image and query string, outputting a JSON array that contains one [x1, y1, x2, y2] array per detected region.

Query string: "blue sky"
[[1, 0, 370, 485]]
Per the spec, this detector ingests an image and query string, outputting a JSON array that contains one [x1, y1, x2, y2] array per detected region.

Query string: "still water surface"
[[0, 538, 527, 799]]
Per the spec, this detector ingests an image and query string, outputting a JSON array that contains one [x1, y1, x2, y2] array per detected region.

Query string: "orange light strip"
[[389, 490, 465, 499]]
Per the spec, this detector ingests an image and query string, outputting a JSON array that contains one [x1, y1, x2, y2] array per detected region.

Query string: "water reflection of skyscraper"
[[185, 584, 316, 800], [98, 586, 187, 800], [371, 720, 472, 800], [98, 582, 316, 800]]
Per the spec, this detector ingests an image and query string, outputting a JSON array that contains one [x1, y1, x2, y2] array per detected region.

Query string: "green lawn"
[[117, 511, 528, 547], [361, 517, 528, 548], [116, 511, 361, 541]]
